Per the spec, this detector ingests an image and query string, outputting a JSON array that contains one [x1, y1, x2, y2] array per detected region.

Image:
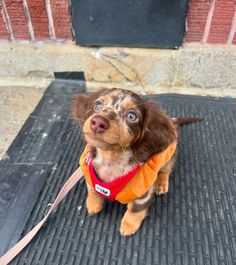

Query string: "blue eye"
[[127, 111, 137, 121], [94, 101, 103, 111]]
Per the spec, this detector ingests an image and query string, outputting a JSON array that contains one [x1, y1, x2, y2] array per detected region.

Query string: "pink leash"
[[0, 167, 83, 265]]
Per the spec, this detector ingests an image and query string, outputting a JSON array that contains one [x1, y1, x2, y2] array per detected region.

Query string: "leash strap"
[[0, 167, 83, 265]]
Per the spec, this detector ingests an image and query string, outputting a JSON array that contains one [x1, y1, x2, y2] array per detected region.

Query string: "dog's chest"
[[92, 150, 135, 183]]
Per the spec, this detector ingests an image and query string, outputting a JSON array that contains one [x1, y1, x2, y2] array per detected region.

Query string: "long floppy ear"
[[132, 101, 177, 162], [72, 89, 107, 127]]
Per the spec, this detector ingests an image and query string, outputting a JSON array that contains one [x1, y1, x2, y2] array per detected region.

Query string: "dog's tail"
[[172, 117, 202, 126]]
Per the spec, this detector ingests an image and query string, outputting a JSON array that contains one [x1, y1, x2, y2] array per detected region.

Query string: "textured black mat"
[[71, 0, 188, 48], [1, 87, 236, 265], [0, 80, 86, 256]]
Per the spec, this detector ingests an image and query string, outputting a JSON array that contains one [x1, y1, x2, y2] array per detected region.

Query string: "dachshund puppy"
[[73, 88, 199, 236]]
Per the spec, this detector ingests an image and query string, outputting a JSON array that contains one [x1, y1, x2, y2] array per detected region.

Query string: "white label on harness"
[[95, 184, 110, 197]]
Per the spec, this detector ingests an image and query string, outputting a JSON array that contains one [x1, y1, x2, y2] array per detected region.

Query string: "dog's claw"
[[120, 219, 140, 236], [120, 208, 147, 236], [87, 202, 103, 216], [86, 197, 103, 216], [156, 181, 169, 195]]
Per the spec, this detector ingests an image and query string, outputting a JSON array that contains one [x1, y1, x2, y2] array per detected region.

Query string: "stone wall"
[[0, 43, 235, 91]]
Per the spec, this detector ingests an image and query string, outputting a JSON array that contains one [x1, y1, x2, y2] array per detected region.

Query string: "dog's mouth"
[[82, 114, 122, 149], [83, 131, 120, 150]]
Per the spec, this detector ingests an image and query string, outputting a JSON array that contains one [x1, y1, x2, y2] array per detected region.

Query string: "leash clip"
[[44, 203, 53, 217]]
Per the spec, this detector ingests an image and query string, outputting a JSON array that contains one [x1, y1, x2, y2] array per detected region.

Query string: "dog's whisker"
[[133, 154, 141, 165], [135, 101, 153, 107], [55, 126, 81, 137], [119, 142, 125, 153], [31, 127, 77, 137], [73, 117, 86, 122]]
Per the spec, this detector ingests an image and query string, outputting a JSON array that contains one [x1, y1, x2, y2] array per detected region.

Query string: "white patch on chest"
[[93, 149, 136, 183]]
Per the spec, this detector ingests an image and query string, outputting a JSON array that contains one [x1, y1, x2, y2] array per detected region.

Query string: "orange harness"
[[80, 141, 177, 204]]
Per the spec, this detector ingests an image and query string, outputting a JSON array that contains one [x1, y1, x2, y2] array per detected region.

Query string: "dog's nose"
[[90, 115, 109, 134]]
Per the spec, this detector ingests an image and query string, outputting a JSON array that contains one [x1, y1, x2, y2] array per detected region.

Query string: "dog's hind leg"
[[156, 171, 171, 195], [156, 154, 177, 195]]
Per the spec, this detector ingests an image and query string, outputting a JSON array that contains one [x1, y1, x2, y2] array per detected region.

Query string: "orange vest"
[[80, 141, 177, 204]]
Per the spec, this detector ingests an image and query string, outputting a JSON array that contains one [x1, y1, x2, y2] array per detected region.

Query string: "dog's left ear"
[[133, 101, 177, 162], [72, 89, 107, 127]]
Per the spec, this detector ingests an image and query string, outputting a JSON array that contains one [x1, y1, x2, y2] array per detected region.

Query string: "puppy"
[[73, 88, 199, 236]]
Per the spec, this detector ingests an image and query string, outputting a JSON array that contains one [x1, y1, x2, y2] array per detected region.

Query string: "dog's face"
[[81, 89, 145, 150], [74, 88, 177, 162]]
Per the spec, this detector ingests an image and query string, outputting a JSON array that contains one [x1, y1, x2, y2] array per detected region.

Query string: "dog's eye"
[[94, 101, 103, 111], [127, 111, 137, 121]]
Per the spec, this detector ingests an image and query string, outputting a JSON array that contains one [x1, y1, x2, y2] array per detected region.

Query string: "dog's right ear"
[[72, 89, 107, 127]]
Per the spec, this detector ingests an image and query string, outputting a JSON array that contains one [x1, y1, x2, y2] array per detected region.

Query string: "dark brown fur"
[[132, 101, 177, 162], [73, 88, 201, 236]]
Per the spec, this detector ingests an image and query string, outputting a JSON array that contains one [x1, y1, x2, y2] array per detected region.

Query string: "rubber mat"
[[0, 79, 86, 256], [1, 86, 236, 265]]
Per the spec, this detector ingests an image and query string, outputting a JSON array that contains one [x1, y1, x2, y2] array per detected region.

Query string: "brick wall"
[[0, 0, 236, 45], [187, 0, 236, 45], [0, 0, 72, 41]]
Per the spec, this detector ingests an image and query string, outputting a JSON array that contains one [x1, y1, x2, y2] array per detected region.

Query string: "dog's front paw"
[[156, 179, 169, 195], [86, 199, 103, 216], [86, 191, 104, 216], [120, 209, 147, 236]]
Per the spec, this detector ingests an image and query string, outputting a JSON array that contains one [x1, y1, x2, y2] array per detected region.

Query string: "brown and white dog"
[[73, 88, 200, 236]]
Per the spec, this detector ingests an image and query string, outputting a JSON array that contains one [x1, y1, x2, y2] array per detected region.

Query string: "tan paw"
[[120, 218, 141, 236], [86, 196, 103, 216], [120, 208, 146, 236], [156, 180, 169, 195]]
